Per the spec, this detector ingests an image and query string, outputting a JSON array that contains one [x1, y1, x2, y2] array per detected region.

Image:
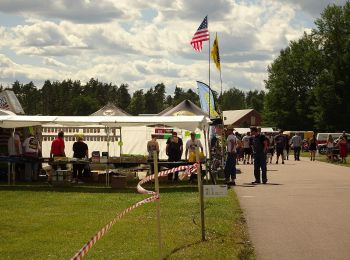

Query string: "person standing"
[[308, 135, 317, 161], [290, 133, 302, 161], [185, 132, 203, 162], [166, 131, 183, 182], [224, 126, 237, 186], [147, 135, 160, 175], [251, 126, 268, 184], [338, 135, 347, 163], [23, 133, 41, 181], [274, 130, 286, 164], [266, 133, 275, 164], [72, 136, 88, 183], [326, 134, 334, 162], [50, 131, 66, 171], [8, 131, 23, 180], [185, 132, 204, 183], [242, 132, 252, 164]]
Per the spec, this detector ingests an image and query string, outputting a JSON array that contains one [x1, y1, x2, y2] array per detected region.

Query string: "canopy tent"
[[90, 103, 131, 116], [0, 115, 210, 159], [158, 100, 208, 116], [0, 115, 209, 131]]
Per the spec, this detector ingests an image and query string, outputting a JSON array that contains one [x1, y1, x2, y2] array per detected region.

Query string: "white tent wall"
[[0, 115, 210, 159], [41, 126, 207, 160]]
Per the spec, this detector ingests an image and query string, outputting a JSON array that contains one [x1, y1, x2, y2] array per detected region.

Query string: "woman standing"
[[338, 136, 347, 163], [309, 135, 317, 161], [326, 134, 334, 162]]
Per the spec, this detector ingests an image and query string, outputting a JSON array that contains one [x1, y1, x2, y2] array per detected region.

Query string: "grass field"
[[300, 151, 350, 167], [0, 181, 255, 259]]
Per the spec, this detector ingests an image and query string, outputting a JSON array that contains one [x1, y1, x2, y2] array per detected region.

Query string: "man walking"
[[251, 126, 268, 184], [224, 126, 237, 186], [274, 130, 286, 164], [290, 133, 302, 161]]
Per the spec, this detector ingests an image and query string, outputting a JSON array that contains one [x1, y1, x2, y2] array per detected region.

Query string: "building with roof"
[[223, 109, 262, 127]]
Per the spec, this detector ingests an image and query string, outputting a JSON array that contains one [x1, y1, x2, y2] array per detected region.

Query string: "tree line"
[[263, 2, 350, 132], [0, 79, 264, 117]]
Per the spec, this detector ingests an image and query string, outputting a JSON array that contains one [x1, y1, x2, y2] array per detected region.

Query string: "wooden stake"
[[195, 147, 206, 241], [153, 151, 162, 259]]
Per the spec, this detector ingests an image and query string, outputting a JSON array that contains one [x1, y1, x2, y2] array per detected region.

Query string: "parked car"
[[317, 134, 350, 155]]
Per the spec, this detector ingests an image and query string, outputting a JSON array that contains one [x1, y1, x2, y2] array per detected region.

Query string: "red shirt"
[[51, 137, 65, 156]]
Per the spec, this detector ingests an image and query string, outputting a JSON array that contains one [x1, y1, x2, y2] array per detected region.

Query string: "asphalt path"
[[234, 158, 350, 260]]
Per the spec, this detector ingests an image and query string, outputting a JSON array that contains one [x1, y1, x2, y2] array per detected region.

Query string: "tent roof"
[[0, 115, 209, 131], [90, 102, 130, 116], [158, 100, 208, 116], [0, 109, 16, 115], [223, 109, 254, 125]]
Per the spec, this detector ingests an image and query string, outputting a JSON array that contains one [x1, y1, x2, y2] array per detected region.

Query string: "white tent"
[[0, 115, 210, 159], [0, 115, 208, 130]]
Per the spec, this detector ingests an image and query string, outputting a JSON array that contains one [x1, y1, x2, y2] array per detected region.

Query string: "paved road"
[[234, 158, 350, 260]]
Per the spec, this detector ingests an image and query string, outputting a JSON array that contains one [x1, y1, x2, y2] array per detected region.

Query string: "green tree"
[[311, 2, 350, 131], [128, 90, 145, 115], [220, 87, 245, 110], [116, 84, 131, 111], [71, 96, 99, 115], [263, 34, 322, 130], [246, 90, 265, 113], [144, 88, 156, 114]]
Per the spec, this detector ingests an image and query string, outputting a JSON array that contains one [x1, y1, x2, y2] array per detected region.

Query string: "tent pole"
[[106, 127, 110, 187], [203, 128, 209, 183]]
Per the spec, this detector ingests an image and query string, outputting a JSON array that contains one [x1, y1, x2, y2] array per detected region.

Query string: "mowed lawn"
[[0, 183, 254, 259]]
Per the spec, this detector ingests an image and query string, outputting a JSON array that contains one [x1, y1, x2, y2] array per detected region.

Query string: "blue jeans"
[[254, 153, 267, 183], [224, 152, 236, 182]]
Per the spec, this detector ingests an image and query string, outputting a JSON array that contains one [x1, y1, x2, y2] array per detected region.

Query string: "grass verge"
[[300, 151, 349, 167], [0, 182, 255, 259]]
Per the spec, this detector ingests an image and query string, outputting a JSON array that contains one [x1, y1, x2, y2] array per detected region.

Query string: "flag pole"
[[208, 16, 211, 119]]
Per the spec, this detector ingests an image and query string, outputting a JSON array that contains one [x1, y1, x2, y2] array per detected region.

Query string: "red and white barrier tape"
[[71, 163, 199, 260]]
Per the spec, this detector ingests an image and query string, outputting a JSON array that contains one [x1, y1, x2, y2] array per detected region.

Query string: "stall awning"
[[0, 115, 210, 131]]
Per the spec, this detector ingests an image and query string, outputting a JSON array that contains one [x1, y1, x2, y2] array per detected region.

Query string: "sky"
[[0, 0, 347, 95]]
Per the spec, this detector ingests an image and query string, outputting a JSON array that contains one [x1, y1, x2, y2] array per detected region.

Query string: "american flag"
[[190, 16, 209, 52]]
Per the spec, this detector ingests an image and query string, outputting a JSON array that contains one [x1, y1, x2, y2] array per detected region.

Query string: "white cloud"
[[275, 0, 348, 17], [0, 0, 133, 23], [43, 57, 67, 67], [0, 0, 327, 94], [0, 54, 61, 84]]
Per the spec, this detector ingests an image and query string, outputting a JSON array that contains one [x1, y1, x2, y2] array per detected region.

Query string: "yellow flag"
[[211, 33, 221, 71]]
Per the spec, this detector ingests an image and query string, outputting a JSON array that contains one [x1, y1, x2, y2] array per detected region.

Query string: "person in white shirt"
[[290, 133, 303, 161], [8, 131, 23, 180], [23, 133, 41, 181], [8, 132, 22, 156], [224, 126, 237, 185], [185, 132, 203, 162], [242, 132, 252, 164]]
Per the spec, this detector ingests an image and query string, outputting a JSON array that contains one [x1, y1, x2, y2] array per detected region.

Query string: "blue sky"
[[0, 0, 347, 94]]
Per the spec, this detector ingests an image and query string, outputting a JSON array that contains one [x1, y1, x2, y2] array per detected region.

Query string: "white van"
[[316, 133, 343, 146]]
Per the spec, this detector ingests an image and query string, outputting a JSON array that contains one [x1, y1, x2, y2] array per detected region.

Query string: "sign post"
[[153, 151, 162, 259], [195, 147, 205, 241]]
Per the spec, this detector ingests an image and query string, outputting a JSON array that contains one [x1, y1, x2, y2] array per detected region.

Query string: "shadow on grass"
[[163, 239, 207, 259], [0, 182, 199, 194]]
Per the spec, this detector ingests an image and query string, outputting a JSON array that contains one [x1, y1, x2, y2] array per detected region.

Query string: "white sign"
[[203, 185, 228, 198]]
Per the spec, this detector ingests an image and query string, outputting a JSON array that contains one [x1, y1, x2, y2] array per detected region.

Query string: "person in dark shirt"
[[166, 131, 183, 181], [274, 130, 286, 164], [251, 126, 268, 184], [72, 136, 89, 183]]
